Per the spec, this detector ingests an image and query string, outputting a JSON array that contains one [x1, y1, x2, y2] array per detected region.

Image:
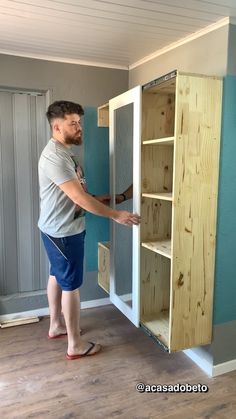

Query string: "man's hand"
[[115, 194, 125, 204], [112, 211, 141, 226]]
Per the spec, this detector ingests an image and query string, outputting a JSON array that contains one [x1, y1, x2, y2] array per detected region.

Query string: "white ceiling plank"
[[185, 0, 236, 10], [7, 0, 216, 28], [0, 0, 234, 68], [0, 9, 191, 42], [77, 0, 227, 19], [0, 4, 200, 36], [0, 11, 179, 43], [144, 0, 236, 15]]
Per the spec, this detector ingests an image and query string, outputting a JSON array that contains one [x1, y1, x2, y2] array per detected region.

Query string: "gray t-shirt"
[[38, 138, 85, 237]]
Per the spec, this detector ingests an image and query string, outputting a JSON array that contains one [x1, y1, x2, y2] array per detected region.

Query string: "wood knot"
[[177, 272, 184, 287], [185, 227, 192, 233]]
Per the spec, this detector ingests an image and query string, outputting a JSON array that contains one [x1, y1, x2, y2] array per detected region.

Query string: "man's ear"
[[53, 119, 62, 133]]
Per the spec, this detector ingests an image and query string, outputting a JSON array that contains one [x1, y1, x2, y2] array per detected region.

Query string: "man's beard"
[[64, 132, 82, 146]]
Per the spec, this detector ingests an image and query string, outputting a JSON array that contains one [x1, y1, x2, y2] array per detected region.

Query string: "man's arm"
[[59, 179, 140, 226], [116, 184, 133, 204]]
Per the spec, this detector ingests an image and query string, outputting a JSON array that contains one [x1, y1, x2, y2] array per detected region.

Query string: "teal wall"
[[214, 75, 236, 324], [83, 107, 110, 272]]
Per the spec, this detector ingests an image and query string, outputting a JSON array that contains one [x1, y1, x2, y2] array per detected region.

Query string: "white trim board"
[[129, 17, 230, 70], [184, 349, 236, 377], [183, 349, 213, 377], [0, 297, 111, 322], [212, 359, 236, 377], [0, 49, 128, 70]]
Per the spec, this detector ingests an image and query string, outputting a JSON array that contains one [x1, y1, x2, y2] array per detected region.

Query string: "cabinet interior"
[[142, 78, 176, 142], [141, 144, 174, 195], [140, 248, 171, 348], [140, 76, 176, 348]]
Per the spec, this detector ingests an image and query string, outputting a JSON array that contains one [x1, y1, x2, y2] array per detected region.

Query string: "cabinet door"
[[109, 86, 141, 327]]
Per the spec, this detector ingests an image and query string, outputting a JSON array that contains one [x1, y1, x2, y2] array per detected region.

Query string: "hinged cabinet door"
[[109, 86, 141, 327]]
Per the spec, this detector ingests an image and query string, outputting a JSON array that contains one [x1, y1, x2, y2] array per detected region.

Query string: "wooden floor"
[[0, 305, 236, 419]]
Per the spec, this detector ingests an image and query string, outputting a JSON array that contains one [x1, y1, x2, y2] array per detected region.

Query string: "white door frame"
[[109, 86, 141, 327]]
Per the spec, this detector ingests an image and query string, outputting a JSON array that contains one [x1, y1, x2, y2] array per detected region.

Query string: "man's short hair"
[[46, 100, 84, 126]]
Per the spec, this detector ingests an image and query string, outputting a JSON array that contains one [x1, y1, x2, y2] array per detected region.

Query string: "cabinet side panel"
[[170, 75, 222, 351]]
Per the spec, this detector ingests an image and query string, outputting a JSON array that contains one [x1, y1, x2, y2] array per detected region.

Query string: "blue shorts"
[[41, 230, 86, 291]]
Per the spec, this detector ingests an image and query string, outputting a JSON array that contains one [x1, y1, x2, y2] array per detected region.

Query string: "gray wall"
[[129, 25, 229, 88], [0, 53, 128, 314], [0, 54, 128, 106], [227, 23, 236, 75]]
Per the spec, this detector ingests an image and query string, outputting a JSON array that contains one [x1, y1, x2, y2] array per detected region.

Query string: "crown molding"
[[0, 49, 128, 70], [129, 17, 230, 70]]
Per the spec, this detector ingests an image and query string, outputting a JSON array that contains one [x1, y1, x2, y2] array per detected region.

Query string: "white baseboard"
[[81, 297, 111, 309], [183, 349, 213, 376], [183, 349, 236, 377], [0, 297, 111, 322], [212, 359, 236, 377], [0, 307, 50, 322]]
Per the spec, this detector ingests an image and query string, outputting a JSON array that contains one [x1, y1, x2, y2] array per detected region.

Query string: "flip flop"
[[66, 342, 101, 360], [48, 332, 67, 339]]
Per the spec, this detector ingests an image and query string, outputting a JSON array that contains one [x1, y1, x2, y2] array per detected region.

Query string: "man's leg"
[[62, 288, 101, 356], [47, 275, 66, 337]]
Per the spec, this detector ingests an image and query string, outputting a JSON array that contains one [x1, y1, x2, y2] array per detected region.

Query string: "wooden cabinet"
[[97, 103, 109, 127], [101, 70, 223, 352], [98, 242, 110, 294], [139, 71, 222, 351]]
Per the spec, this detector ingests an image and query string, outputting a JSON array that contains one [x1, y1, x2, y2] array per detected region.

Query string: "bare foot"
[[48, 325, 67, 338]]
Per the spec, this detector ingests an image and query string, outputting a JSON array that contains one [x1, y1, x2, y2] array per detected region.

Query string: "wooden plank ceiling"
[[0, 0, 235, 68]]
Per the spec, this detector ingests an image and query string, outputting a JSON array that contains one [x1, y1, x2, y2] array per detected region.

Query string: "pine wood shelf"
[[142, 136, 174, 145], [142, 311, 170, 347], [141, 240, 171, 259], [142, 192, 173, 201]]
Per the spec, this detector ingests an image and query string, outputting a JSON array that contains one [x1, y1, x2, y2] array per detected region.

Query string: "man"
[[38, 100, 140, 360]]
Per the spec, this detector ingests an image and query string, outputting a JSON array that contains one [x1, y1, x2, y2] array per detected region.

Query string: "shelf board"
[[141, 311, 169, 347], [142, 192, 173, 201], [141, 240, 171, 258], [142, 136, 174, 145], [98, 241, 110, 250]]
